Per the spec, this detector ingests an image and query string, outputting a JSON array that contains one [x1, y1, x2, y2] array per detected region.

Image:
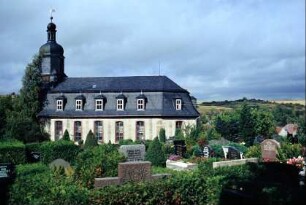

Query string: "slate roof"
[[38, 75, 199, 118], [50, 76, 187, 93]]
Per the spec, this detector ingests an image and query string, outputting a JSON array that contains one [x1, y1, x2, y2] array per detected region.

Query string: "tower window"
[[176, 99, 182, 110], [56, 100, 63, 111], [95, 99, 103, 111], [117, 99, 124, 111], [137, 99, 145, 111], [76, 100, 83, 111]]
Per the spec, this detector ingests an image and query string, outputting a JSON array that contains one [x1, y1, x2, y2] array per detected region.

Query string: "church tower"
[[39, 16, 66, 85]]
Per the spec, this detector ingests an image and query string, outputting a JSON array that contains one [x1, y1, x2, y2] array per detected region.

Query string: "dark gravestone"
[[173, 140, 186, 157], [223, 146, 242, 160], [0, 163, 15, 205], [261, 139, 280, 161], [28, 152, 41, 163]]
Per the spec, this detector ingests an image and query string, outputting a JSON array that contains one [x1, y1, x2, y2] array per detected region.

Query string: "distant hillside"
[[200, 98, 305, 110]]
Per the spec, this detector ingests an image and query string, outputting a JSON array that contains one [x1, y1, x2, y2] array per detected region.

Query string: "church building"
[[37, 17, 200, 143]]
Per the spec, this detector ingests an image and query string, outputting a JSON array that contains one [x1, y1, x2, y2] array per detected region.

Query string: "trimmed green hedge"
[[40, 140, 80, 164], [0, 140, 26, 164], [9, 163, 89, 205]]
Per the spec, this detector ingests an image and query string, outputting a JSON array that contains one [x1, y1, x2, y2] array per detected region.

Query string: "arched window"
[[115, 121, 124, 142], [136, 121, 145, 141], [94, 121, 103, 142], [74, 121, 82, 141], [54, 121, 62, 140]]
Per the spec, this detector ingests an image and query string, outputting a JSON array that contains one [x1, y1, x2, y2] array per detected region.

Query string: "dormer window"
[[176, 99, 182, 110], [75, 95, 86, 111], [116, 93, 126, 111], [96, 99, 103, 111], [117, 99, 124, 111], [95, 94, 106, 111], [56, 100, 63, 111], [136, 92, 147, 111], [137, 99, 145, 110], [56, 95, 66, 111]]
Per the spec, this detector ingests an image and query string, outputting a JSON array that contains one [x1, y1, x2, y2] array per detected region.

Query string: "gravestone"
[[173, 140, 186, 157], [203, 145, 212, 158], [28, 152, 41, 163], [119, 144, 145, 161], [0, 163, 15, 205], [227, 147, 242, 159], [118, 161, 151, 183], [222, 146, 243, 160], [261, 139, 280, 161]]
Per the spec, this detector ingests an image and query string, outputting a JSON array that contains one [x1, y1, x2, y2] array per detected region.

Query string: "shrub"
[[145, 137, 166, 167], [62, 129, 70, 141], [118, 139, 135, 145], [159, 128, 166, 143], [277, 142, 302, 161], [0, 139, 26, 164], [74, 144, 125, 188], [84, 130, 98, 149], [40, 140, 80, 164], [9, 163, 89, 205], [210, 144, 224, 158], [245, 145, 261, 158]]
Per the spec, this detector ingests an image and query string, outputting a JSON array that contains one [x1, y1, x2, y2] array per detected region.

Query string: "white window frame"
[[137, 99, 145, 111], [94, 121, 103, 142], [117, 99, 124, 111], [56, 100, 63, 111], [76, 99, 83, 111], [176, 99, 182, 110], [95, 99, 103, 111]]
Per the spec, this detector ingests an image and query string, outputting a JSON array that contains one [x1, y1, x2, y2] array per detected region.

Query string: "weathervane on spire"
[[50, 8, 56, 22]]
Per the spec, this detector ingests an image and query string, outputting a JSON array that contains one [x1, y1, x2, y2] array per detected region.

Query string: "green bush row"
[[0, 140, 26, 164], [9, 163, 89, 205], [40, 140, 80, 164]]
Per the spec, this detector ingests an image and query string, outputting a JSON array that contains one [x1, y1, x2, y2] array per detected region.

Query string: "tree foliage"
[[62, 130, 70, 141], [4, 54, 48, 142], [84, 130, 98, 149], [158, 128, 166, 143], [145, 137, 166, 167]]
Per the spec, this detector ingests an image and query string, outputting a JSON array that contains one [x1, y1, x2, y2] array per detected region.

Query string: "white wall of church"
[[46, 118, 197, 143]]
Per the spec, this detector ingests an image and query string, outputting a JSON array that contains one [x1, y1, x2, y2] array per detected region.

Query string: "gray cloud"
[[0, 0, 304, 101]]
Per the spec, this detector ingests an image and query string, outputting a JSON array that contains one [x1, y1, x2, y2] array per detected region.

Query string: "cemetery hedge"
[[0, 140, 26, 164], [9, 163, 89, 205], [40, 140, 80, 164]]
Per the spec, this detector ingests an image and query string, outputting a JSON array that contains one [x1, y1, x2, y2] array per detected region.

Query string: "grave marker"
[[173, 140, 186, 157], [119, 144, 145, 161], [261, 139, 280, 161]]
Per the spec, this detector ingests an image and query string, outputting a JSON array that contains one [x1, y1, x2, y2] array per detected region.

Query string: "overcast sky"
[[0, 0, 304, 101]]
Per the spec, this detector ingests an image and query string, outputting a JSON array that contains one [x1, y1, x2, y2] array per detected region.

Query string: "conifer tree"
[[62, 129, 70, 141], [159, 128, 166, 143], [84, 130, 98, 149], [145, 137, 166, 167]]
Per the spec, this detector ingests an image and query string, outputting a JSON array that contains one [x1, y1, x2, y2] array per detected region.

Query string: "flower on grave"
[[286, 156, 304, 169], [168, 154, 182, 161]]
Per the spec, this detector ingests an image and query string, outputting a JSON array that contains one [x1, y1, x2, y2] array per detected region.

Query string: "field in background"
[[197, 105, 232, 115], [271, 100, 305, 106]]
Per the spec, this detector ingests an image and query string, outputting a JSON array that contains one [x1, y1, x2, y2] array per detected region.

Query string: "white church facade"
[[37, 17, 200, 143]]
